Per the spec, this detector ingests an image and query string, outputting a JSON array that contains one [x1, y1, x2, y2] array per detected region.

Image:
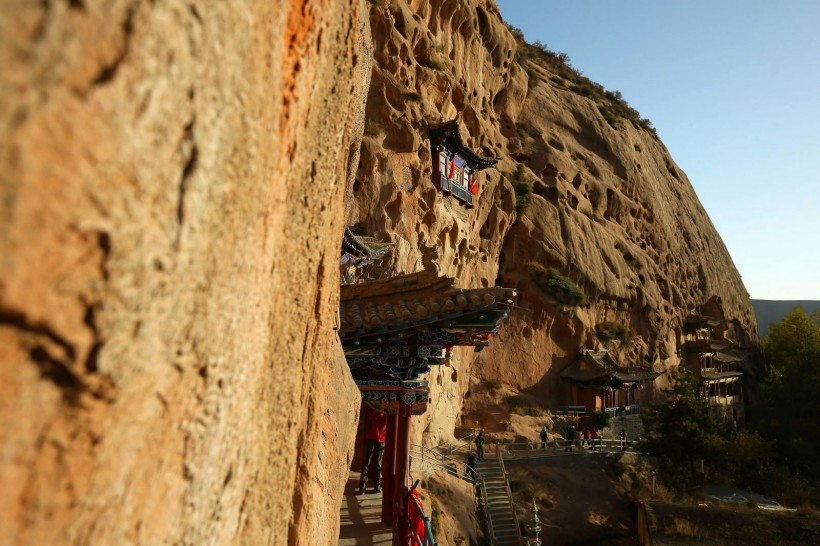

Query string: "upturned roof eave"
[[428, 119, 498, 170]]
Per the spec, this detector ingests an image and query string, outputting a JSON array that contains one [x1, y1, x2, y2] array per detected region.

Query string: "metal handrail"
[[497, 449, 526, 546], [410, 444, 475, 484], [497, 438, 637, 459], [479, 476, 495, 544], [439, 430, 478, 456], [604, 404, 641, 417]]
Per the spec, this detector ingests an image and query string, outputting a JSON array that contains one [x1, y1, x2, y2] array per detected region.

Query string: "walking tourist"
[[475, 431, 486, 460], [465, 452, 477, 481], [358, 407, 387, 494]]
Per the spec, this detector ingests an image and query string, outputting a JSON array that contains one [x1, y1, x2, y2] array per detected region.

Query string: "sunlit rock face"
[[0, 1, 370, 544], [0, 0, 758, 544], [350, 0, 758, 445]]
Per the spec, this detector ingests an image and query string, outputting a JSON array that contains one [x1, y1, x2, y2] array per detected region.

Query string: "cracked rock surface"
[[1, 1, 371, 544]]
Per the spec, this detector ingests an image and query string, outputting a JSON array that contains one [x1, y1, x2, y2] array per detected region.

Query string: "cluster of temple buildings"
[[337, 117, 750, 544], [560, 296, 747, 428]]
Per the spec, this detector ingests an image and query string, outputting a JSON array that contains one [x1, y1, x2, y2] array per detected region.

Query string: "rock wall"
[[0, 1, 370, 544], [1, 0, 761, 544], [350, 0, 759, 444]]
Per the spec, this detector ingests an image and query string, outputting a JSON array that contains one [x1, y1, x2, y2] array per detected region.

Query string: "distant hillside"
[[752, 300, 820, 337]]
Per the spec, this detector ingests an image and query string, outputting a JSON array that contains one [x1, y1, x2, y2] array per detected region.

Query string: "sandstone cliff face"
[[1, 0, 760, 544], [0, 1, 369, 544], [351, 0, 758, 443]]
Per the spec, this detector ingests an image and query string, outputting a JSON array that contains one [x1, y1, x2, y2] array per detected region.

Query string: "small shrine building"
[[428, 119, 498, 208], [561, 350, 662, 414]]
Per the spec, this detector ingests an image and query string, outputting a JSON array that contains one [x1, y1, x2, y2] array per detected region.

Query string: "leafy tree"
[[639, 366, 721, 485], [751, 308, 820, 482], [763, 307, 820, 375], [589, 410, 611, 430]]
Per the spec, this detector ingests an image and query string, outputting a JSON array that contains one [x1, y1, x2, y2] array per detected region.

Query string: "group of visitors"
[[535, 424, 629, 451], [581, 426, 600, 450]]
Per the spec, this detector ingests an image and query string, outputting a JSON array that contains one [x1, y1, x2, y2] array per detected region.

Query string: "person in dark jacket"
[[565, 425, 575, 452], [475, 431, 486, 460], [465, 452, 477, 481]]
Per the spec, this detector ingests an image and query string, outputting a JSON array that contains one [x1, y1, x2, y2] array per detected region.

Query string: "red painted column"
[[392, 405, 412, 545], [381, 413, 398, 525]]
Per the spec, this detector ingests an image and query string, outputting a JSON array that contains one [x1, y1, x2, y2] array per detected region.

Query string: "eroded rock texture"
[[1, 0, 760, 543], [0, 1, 370, 544], [350, 0, 758, 445]]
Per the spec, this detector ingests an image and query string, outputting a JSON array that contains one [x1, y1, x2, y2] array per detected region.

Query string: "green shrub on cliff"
[[510, 164, 532, 213], [595, 321, 632, 344], [525, 262, 587, 307]]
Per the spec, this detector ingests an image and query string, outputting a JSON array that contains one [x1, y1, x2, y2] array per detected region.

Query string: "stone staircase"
[[604, 414, 644, 443], [477, 458, 521, 546]]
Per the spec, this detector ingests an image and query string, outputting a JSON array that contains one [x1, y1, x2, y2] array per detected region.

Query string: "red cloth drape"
[[406, 489, 427, 546]]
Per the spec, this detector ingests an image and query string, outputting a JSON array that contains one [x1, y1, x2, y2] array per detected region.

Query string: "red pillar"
[[393, 405, 412, 545], [381, 413, 398, 525]]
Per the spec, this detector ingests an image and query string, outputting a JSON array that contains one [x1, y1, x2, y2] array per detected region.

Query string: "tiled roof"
[[682, 314, 723, 333], [684, 339, 733, 353], [428, 119, 498, 170], [701, 371, 743, 381], [341, 227, 393, 260], [340, 270, 516, 340], [561, 350, 662, 386], [714, 351, 743, 363]]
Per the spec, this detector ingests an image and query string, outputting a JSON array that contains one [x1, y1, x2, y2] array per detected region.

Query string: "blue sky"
[[496, 0, 820, 300]]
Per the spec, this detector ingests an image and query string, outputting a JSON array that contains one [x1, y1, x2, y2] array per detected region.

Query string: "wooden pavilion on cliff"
[[339, 268, 516, 542], [681, 304, 745, 426], [428, 119, 498, 208], [561, 350, 662, 416], [340, 226, 395, 284]]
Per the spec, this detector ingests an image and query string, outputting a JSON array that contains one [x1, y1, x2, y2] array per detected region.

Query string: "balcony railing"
[[440, 174, 473, 206], [604, 404, 641, 417], [708, 395, 740, 405]]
